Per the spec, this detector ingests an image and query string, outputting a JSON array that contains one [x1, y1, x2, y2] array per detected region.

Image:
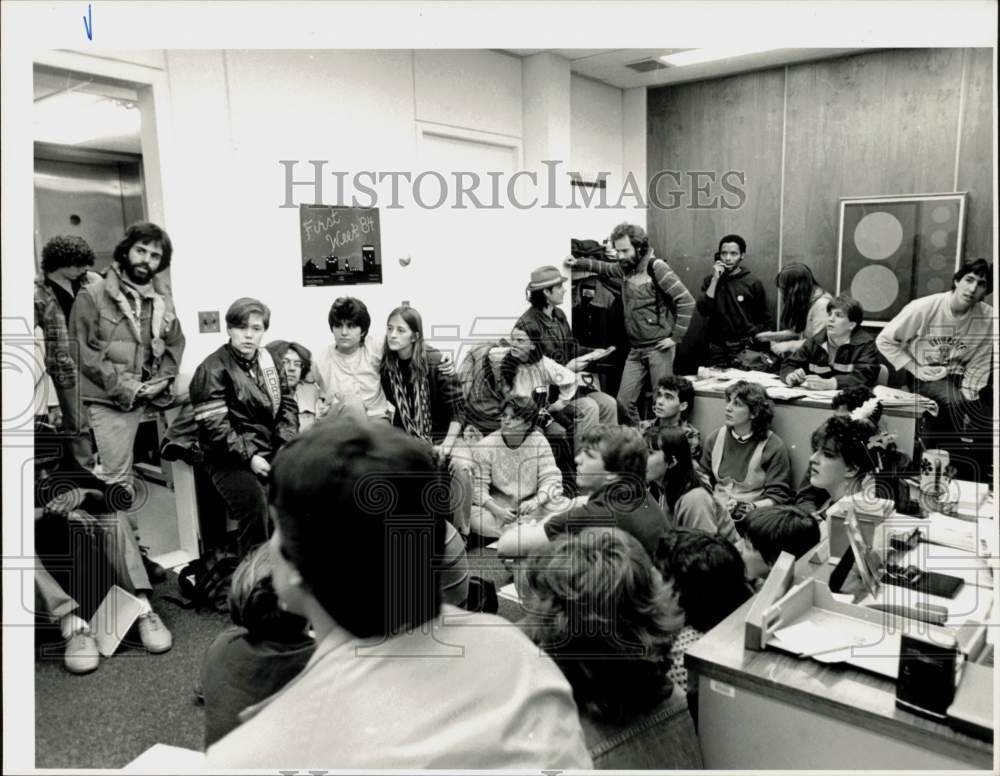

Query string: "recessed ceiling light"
[[659, 47, 779, 67]]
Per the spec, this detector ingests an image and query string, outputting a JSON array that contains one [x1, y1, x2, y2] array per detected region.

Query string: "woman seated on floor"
[[519, 527, 703, 770], [700, 380, 793, 531], [647, 425, 740, 546], [200, 543, 315, 748], [469, 396, 566, 539]]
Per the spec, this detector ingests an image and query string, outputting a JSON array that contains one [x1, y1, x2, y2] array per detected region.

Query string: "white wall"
[[43, 49, 640, 370], [568, 72, 629, 245]]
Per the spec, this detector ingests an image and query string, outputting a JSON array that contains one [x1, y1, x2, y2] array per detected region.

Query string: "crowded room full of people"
[[7, 23, 996, 773]]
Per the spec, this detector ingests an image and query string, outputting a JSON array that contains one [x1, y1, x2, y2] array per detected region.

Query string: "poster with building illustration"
[[300, 204, 382, 286]]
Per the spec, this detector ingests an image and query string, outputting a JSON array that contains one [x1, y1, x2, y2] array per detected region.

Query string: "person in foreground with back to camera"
[[700, 380, 793, 530], [647, 425, 740, 546], [781, 294, 880, 390], [653, 528, 753, 697], [190, 298, 299, 557], [518, 527, 704, 770], [565, 222, 695, 425], [755, 262, 833, 357], [206, 419, 592, 770], [696, 234, 773, 368], [200, 543, 315, 748], [498, 425, 668, 559]]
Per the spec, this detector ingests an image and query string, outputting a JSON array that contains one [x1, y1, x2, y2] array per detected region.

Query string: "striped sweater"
[[572, 255, 695, 347]]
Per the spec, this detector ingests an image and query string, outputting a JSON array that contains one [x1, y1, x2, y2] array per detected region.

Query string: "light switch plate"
[[198, 311, 220, 333]]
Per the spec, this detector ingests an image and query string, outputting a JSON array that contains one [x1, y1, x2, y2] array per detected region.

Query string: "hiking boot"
[[140, 546, 168, 585], [137, 611, 173, 654], [64, 631, 100, 674]]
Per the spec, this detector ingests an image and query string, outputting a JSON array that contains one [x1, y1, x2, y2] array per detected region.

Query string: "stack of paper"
[[873, 385, 938, 416]]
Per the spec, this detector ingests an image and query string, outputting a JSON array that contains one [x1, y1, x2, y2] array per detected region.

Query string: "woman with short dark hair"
[[190, 297, 299, 556], [519, 528, 703, 769]]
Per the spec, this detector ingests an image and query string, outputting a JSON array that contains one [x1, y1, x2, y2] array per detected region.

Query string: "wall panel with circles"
[[836, 193, 967, 326]]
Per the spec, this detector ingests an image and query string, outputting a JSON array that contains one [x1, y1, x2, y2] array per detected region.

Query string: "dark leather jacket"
[[190, 344, 299, 467]]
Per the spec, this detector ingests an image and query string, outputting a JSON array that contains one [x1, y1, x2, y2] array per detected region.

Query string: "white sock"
[[60, 614, 89, 640], [136, 595, 153, 617]]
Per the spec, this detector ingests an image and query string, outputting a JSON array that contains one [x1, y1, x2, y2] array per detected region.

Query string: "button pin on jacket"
[[737, 294, 745, 302]]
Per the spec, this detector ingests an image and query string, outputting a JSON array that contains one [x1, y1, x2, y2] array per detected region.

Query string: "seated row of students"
[[198, 416, 834, 768]]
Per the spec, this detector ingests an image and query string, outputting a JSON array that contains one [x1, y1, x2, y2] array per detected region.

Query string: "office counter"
[[685, 566, 994, 770]]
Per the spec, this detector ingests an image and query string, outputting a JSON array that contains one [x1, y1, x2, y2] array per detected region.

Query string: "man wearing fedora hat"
[[516, 266, 620, 432]]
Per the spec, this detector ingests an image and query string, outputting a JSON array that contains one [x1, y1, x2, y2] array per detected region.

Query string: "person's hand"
[[730, 501, 755, 521], [564, 256, 579, 268], [804, 375, 837, 391], [518, 497, 541, 517], [785, 368, 806, 387], [487, 501, 517, 525], [548, 399, 567, 414], [48, 407, 64, 430], [713, 260, 727, 278], [138, 380, 169, 398], [655, 336, 676, 352], [565, 357, 584, 373], [316, 395, 331, 418], [437, 354, 455, 376], [45, 487, 103, 515], [65, 509, 100, 530], [914, 364, 948, 382], [603, 240, 618, 261], [250, 454, 271, 478]]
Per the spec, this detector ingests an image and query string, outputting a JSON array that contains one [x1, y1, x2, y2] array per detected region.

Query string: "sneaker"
[[64, 631, 100, 674], [140, 546, 168, 585], [137, 612, 173, 654]]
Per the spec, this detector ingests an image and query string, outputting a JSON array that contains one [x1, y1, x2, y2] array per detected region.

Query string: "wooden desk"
[[689, 388, 918, 483], [686, 573, 994, 769]]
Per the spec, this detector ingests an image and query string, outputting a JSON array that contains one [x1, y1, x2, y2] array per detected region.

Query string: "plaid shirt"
[[33, 272, 94, 389]]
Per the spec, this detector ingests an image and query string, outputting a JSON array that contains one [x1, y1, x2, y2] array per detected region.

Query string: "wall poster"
[[836, 193, 967, 325], [300, 204, 382, 287]]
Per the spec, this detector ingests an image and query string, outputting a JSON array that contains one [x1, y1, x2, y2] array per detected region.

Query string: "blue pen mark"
[[83, 3, 93, 41]]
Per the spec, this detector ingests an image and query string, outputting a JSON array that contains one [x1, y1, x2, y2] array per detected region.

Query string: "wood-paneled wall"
[[647, 48, 993, 372]]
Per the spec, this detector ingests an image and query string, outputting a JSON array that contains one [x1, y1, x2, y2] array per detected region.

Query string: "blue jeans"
[[617, 345, 675, 425]]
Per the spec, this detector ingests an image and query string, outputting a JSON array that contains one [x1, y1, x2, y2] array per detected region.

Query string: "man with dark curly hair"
[[68, 222, 185, 597], [33, 235, 99, 443]]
